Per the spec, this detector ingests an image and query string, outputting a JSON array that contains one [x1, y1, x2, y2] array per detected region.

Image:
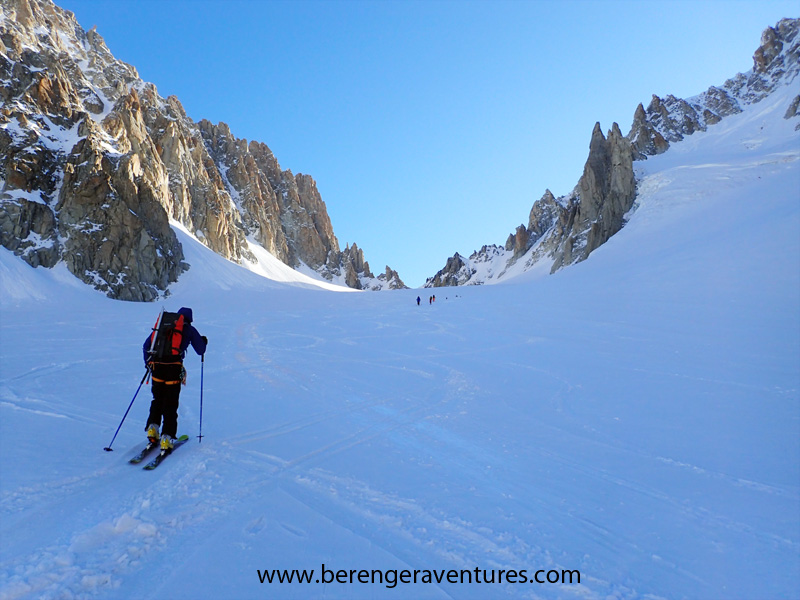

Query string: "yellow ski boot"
[[146, 424, 160, 444], [160, 434, 175, 454]]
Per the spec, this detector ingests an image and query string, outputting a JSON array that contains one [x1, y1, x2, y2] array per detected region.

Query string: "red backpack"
[[148, 311, 185, 363]]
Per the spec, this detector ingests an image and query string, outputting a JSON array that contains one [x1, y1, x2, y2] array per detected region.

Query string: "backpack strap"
[[148, 360, 186, 385], [150, 375, 182, 385]]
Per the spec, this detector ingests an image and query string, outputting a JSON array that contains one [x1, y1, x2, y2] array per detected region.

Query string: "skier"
[[417, 296, 421, 305], [142, 307, 207, 452]]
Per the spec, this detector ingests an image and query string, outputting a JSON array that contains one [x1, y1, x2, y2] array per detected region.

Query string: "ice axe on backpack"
[[103, 367, 150, 452]]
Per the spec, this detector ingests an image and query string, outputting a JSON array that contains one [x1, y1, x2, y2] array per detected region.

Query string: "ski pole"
[[103, 368, 149, 452], [198, 354, 205, 443]]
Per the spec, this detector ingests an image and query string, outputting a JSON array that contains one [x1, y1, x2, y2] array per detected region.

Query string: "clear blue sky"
[[59, 0, 797, 287]]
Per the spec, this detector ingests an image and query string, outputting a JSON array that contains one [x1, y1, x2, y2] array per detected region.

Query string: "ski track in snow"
[[3, 281, 798, 599], [0, 451, 232, 600], [1, 304, 667, 600]]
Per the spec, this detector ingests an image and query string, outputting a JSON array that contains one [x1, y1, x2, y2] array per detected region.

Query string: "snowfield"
[[1, 85, 799, 599]]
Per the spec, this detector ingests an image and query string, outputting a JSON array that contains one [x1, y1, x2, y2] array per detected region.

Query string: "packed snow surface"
[[1, 86, 798, 599]]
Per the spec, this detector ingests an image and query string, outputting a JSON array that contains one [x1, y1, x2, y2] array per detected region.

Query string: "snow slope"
[[1, 84, 799, 599]]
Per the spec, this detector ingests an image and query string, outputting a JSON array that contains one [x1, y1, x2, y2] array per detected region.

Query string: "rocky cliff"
[[426, 18, 800, 288], [426, 120, 637, 287], [630, 18, 800, 158], [0, 0, 405, 300]]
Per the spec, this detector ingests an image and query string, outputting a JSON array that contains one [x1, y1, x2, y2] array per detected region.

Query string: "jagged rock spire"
[[427, 18, 799, 288]]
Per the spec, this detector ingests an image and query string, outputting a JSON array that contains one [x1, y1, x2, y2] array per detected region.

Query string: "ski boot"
[[146, 424, 160, 445], [160, 434, 175, 454]]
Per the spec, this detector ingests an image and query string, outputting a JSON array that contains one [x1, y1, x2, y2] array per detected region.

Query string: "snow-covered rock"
[[426, 18, 800, 288], [1, 64, 797, 598], [0, 0, 402, 299]]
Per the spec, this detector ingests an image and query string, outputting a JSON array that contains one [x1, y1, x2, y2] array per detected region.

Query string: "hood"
[[178, 307, 193, 323]]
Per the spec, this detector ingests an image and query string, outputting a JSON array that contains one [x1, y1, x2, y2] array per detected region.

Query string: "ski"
[[143, 435, 190, 470], [129, 441, 159, 464]]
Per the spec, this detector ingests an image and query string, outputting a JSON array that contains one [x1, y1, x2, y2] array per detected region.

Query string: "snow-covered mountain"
[[1, 7, 799, 599], [0, 0, 407, 299], [425, 18, 800, 288], [1, 42, 798, 599]]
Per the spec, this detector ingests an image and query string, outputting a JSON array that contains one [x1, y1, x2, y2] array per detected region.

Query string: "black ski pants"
[[147, 381, 181, 438]]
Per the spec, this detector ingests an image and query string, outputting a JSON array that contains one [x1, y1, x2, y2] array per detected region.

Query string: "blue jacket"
[[143, 307, 206, 365]]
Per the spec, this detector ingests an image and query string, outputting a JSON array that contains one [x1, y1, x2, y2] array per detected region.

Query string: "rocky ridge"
[[426, 18, 800, 288], [0, 0, 404, 300]]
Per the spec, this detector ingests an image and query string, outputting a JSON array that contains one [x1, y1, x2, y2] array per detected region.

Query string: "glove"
[[202, 336, 208, 345]]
